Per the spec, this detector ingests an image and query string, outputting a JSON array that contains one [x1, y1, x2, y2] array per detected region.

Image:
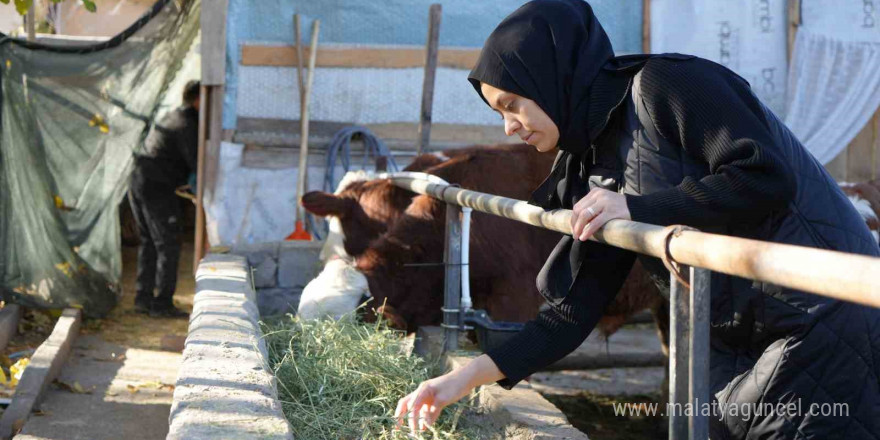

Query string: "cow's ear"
[[301, 191, 351, 217]]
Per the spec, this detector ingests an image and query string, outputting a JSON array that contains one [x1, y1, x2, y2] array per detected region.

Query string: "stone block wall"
[[230, 241, 323, 317]]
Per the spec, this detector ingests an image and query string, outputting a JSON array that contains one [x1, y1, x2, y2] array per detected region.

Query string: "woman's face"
[[480, 82, 559, 152]]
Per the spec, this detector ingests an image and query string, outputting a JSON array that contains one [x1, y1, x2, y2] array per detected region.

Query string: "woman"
[[395, 1, 880, 438]]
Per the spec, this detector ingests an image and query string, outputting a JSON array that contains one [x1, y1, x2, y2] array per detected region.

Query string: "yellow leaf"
[[10, 358, 29, 387], [54, 263, 72, 277], [99, 123, 110, 134], [54, 195, 64, 209], [0, 367, 8, 387], [5, 60, 10, 69], [72, 382, 85, 394]]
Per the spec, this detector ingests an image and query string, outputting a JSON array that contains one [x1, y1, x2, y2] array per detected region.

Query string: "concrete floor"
[[14, 336, 181, 440], [13, 242, 196, 440]]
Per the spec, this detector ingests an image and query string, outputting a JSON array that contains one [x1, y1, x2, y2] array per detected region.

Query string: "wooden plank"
[[0, 305, 21, 355], [787, 0, 801, 62], [417, 4, 442, 155], [193, 86, 209, 274], [0, 308, 81, 439], [26, 3, 35, 42], [200, 0, 228, 85], [825, 148, 848, 182], [847, 109, 878, 182], [240, 44, 481, 70], [872, 109, 880, 181], [233, 118, 517, 148]]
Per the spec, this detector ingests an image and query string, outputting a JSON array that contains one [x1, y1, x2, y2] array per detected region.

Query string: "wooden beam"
[[193, 86, 209, 274], [787, 0, 801, 62], [847, 107, 879, 182], [26, 2, 35, 42], [201, 0, 228, 85], [240, 44, 481, 70], [0, 309, 81, 438], [417, 4, 442, 155]]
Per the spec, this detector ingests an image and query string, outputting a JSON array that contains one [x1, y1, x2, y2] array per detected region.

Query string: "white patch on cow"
[[431, 151, 450, 162], [298, 258, 371, 320], [848, 194, 880, 244], [318, 170, 379, 262]]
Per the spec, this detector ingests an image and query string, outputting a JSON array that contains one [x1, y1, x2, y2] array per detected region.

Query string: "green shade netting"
[[0, 0, 200, 317]]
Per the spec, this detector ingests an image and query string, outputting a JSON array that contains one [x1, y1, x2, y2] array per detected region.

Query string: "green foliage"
[[0, 0, 96, 16]]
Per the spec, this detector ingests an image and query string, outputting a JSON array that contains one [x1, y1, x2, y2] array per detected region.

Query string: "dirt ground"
[[79, 242, 195, 350]]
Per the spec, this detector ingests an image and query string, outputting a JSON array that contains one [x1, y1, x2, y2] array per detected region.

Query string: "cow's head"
[[355, 195, 447, 332], [302, 179, 417, 258]]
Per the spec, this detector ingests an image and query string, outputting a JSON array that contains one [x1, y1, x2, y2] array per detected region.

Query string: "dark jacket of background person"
[[134, 105, 198, 186]]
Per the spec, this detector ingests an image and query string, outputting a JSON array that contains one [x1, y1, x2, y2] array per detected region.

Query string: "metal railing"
[[389, 175, 880, 440]]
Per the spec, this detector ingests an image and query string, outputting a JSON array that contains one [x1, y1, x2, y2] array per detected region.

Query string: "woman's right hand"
[[394, 354, 505, 433], [394, 371, 469, 433]]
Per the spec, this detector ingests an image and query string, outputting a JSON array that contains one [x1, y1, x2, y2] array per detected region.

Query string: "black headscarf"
[[468, 0, 614, 155]]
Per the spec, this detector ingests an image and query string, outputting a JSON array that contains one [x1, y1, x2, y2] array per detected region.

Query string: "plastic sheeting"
[[782, 1, 880, 164], [0, 1, 200, 316], [223, 0, 644, 129], [206, 142, 368, 246], [237, 64, 500, 125], [650, 0, 789, 115]]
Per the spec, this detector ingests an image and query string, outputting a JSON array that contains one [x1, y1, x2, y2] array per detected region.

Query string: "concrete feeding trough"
[[168, 250, 592, 439]]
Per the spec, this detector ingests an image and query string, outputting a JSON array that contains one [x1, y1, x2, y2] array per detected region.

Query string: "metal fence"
[[389, 174, 880, 440]]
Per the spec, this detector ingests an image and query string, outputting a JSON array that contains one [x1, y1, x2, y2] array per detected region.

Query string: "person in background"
[[128, 80, 199, 318]]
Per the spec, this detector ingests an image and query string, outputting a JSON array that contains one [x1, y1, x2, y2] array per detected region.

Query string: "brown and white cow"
[[302, 143, 667, 341]]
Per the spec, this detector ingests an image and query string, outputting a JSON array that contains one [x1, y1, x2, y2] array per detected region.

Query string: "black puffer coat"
[[594, 56, 879, 439], [492, 55, 880, 439]]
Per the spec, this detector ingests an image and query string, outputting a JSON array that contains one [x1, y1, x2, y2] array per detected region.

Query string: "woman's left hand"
[[571, 188, 631, 241]]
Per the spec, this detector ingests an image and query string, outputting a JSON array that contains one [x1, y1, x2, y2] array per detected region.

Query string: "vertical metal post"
[[669, 265, 691, 439], [689, 268, 711, 440], [442, 203, 462, 352], [416, 4, 441, 155]]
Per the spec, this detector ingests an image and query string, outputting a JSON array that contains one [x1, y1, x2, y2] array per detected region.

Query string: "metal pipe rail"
[[389, 176, 880, 309], [389, 175, 880, 440]]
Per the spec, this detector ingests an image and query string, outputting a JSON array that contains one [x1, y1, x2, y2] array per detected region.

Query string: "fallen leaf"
[[54, 379, 92, 394], [126, 384, 138, 394]]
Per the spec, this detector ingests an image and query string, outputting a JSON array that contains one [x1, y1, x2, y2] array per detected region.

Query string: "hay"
[[262, 313, 479, 439]]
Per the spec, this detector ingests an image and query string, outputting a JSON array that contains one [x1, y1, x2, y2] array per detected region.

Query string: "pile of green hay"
[[262, 314, 479, 439]]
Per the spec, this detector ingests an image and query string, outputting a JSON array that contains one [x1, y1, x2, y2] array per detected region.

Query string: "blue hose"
[[305, 126, 399, 240]]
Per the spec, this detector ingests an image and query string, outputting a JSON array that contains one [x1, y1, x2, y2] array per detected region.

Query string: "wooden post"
[[787, 0, 801, 62], [194, 87, 209, 272], [26, 2, 35, 42], [416, 4, 441, 155], [642, 0, 651, 54], [196, 0, 228, 271], [293, 20, 320, 233]]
